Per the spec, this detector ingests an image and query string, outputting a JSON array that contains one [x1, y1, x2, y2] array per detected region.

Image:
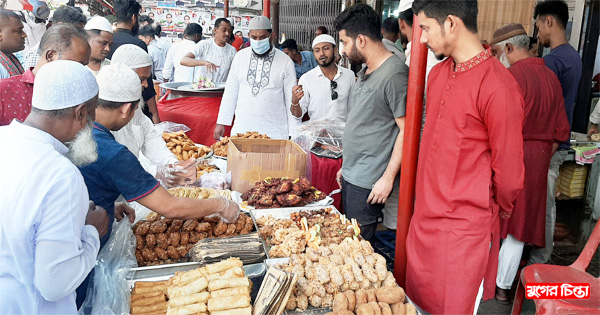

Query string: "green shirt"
[[342, 55, 408, 189]]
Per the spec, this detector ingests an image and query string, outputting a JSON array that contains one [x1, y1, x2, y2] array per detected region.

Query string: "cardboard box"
[[227, 139, 307, 192]]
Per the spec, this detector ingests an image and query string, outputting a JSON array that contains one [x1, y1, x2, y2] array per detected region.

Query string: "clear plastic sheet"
[[292, 120, 345, 180], [196, 171, 232, 190], [79, 220, 137, 315], [153, 121, 191, 134]]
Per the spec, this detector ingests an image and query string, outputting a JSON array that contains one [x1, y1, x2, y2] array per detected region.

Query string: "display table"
[[310, 154, 343, 211], [157, 91, 231, 146]]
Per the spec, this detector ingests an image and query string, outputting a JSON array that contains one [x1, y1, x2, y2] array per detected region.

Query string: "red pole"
[[393, 14, 428, 288], [263, 0, 271, 18], [224, 0, 229, 17]]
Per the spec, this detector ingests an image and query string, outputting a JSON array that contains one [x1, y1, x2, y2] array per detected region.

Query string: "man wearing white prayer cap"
[[85, 16, 114, 75], [109, 44, 193, 185], [214, 15, 296, 140], [290, 34, 355, 124], [0, 60, 109, 314]]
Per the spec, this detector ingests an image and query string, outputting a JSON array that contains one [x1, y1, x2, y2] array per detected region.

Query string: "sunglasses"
[[330, 80, 338, 100]]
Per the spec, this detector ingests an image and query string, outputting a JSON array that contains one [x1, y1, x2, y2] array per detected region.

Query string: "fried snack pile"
[[211, 131, 271, 158], [276, 240, 413, 312], [133, 213, 254, 266], [163, 131, 212, 161], [168, 187, 232, 200], [130, 280, 169, 315], [240, 177, 326, 209], [326, 287, 417, 315], [166, 258, 252, 315], [197, 162, 218, 178]]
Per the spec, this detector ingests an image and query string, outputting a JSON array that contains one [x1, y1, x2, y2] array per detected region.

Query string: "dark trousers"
[[341, 178, 384, 241]]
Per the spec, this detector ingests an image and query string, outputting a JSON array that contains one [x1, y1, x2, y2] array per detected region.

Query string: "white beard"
[[66, 120, 98, 167], [499, 52, 511, 68]]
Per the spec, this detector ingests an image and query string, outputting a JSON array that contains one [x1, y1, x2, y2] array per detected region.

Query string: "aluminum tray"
[[160, 81, 226, 92]]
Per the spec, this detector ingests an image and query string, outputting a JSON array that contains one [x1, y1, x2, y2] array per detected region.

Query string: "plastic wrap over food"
[[292, 120, 345, 179], [197, 171, 231, 190], [79, 219, 137, 315], [153, 121, 191, 134]]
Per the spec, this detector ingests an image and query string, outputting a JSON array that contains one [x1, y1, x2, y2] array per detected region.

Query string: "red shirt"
[[0, 68, 34, 126], [406, 48, 525, 313], [232, 36, 244, 51]]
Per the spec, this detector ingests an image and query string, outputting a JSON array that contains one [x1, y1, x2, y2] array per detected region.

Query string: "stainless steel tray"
[[160, 81, 226, 92]]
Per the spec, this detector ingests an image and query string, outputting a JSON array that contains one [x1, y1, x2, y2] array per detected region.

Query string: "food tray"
[[194, 144, 214, 161], [160, 81, 226, 92], [233, 192, 335, 210]]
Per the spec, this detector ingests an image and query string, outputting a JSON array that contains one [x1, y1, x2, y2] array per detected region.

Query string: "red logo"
[[525, 283, 590, 299]]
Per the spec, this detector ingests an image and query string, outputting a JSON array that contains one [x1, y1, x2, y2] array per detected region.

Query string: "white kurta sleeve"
[[163, 44, 175, 81], [589, 99, 600, 124], [139, 113, 178, 166], [33, 173, 100, 302], [283, 58, 299, 136], [216, 53, 241, 126]]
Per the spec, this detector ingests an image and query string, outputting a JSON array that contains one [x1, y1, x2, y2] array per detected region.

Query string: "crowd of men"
[[0, 0, 588, 313]]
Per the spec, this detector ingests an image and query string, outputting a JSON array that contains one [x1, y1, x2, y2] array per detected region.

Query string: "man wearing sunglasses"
[[290, 34, 355, 123]]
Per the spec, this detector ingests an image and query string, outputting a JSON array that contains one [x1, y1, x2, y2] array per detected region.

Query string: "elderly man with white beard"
[[0, 60, 109, 314]]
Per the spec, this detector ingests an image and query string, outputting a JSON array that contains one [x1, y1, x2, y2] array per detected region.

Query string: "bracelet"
[[291, 103, 300, 107]]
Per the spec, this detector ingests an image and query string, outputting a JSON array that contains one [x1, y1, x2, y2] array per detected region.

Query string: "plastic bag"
[[197, 171, 232, 190], [292, 119, 345, 180], [154, 121, 191, 134], [79, 219, 137, 315]]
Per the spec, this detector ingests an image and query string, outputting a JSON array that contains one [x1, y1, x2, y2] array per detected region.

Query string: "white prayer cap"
[[249, 16, 272, 31], [85, 16, 113, 34], [111, 44, 152, 69], [312, 35, 336, 49], [398, 0, 414, 12], [96, 63, 142, 103], [32, 60, 98, 111]]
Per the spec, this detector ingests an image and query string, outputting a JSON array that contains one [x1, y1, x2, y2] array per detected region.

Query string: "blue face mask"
[[250, 38, 271, 55]]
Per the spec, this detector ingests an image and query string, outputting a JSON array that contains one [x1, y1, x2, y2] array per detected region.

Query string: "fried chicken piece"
[[382, 271, 396, 287], [241, 216, 254, 234], [315, 264, 330, 284], [276, 180, 294, 194], [189, 231, 200, 243], [134, 221, 150, 235], [276, 193, 303, 206], [168, 232, 181, 247], [268, 245, 291, 258], [135, 235, 144, 250], [290, 183, 303, 195], [195, 222, 212, 233], [170, 219, 184, 231], [185, 243, 194, 251], [176, 245, 188, 257], [202, 216, 220, 223], [179, 231, 189, 245], [182, 220, 198, 232], [225, 224, 236, 235], [296, 294, 309, 310], [135, 249, 144, 266], [156, 233, 168, 249], [166, 246, 181, 259], [213, 220, 227, 236], [328, 263, 344, 287], [154, 247, 168, 260], [257, 194, 275, 207], [297, 277, 314, 297], [197, 232, 209, 240], [235, 214, 246, 232], [297, 177, 311, 192], [149, 221, 168, 234], [145, 234, 157, 249], [362, 263, 379, 283], [322, 294, 334, 308], [291, 264, 305, 278], [341, 264, 355, 284], [306, 247, 320, 262], [361, 240, 374, 255], [142, 247, 157, 261]]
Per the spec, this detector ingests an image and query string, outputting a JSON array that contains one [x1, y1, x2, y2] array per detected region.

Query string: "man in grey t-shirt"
[[334, 4, 408, 241]]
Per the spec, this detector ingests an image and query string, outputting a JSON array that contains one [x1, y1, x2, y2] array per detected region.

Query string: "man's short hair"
[[183, 23, 203, 37], [0, 9, 20, 28], [137, 25, 155, 37], [497, 34, 530, 50], [534, 0, 569, 30], [98, 98, 140, 110], [152, 22, 162, 37], [382, 17, 400, 34], [215, 18, 231, 29], [281, 39, 298, 52], [52, 6, 87, 25], [114, 0, 141, 24], [139, 15, 153, 25], [316, 26, 329, 34], [412, 0, 478, 34], [40, 24, 89, 57], [334, 4, 382, 41], [398, 8, 414, 27]]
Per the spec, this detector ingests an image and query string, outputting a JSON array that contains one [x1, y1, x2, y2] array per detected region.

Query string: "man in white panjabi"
[[214, 16, 296, 140], [0, 60, 109, 314], [180, 18, 236, 83], [163, 23, 203, 82], [84, 16, 113, 76]]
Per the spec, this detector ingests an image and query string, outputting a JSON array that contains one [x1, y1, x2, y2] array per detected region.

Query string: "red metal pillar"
[[393, 14, 428, 288], [263, 0, 271, 18], [224, 0, 229, 17]]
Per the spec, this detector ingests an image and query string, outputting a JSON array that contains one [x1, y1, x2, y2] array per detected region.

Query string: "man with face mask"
[[181, 18, 236, 83], [290, 34, 355, 123], [85, 16, 113, 76], [333, 5, 408, 242], [405, 1, 526, 313], [0, 60, 109, 314], [491, 23, 570, 304], [214, 16, 296, 140]]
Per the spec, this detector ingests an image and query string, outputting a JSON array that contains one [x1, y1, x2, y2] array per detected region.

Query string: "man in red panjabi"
[[491, 23, 570, 304], [405, 1, 525, 313]]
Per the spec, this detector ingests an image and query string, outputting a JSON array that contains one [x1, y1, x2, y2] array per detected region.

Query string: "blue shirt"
[[294, 51, 318, 79], [544, 43, 582, 149], [78, 122, 160, 246]]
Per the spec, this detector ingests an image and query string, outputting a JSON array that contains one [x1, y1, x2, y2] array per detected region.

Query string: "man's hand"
[[588, 123, 599, 137], [214, 124, 225, 140], [216, 198, 240, 223], [367, 175, 394, 204], [292, 85, 304, 105], [157, 159, 197, 187], [205, 62, 219, 73], [114, 202, 136, 223], [85, 201, 109, 237], [336, 168, 342, 189]]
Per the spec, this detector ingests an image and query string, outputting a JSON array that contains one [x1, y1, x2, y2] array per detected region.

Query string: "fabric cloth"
[[341, 177, 382, 241], [497, 234, 525, 290], [97, 63, 142, 102], [573, 146, 600, 165], [405, 48, 525, 314], [383, 38, 406, 64], [86, 58, 111, 76], [589, 99, 600, 125], [232, 36, 244, 51], [163, 39, 197, 82], [404, 41, 442, 81], [111, 44, 153, 68], [0, 67, 34, 126], [191, 39, 237, 83], [249, 16, 272, 30], [22, 43, 40, 69], [382, 179, 400, 229], [32, 60, 98, 110], [297, 65, 355, 122], [157, 92, 231, 145], [499, 57, 570, 247], [148, 40, 166, 82], [21, 14, 46, 58], [312, 35, 336, 48], [293, 51, 318, 79], [217, 48, 296, 139], [342, 56, 408, 189], [0, 51, 25, 79], [0, 121, 100, 314], [310, 154, 343, 211], [79, 122, 160, 246], [529, 150, 569, 264], [85, 16, 113, 33], [544, 43, 582, 149], [491, 23, 527, 45]]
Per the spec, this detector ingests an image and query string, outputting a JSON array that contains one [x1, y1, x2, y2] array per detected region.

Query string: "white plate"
[[231, 191, 334, 210]]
